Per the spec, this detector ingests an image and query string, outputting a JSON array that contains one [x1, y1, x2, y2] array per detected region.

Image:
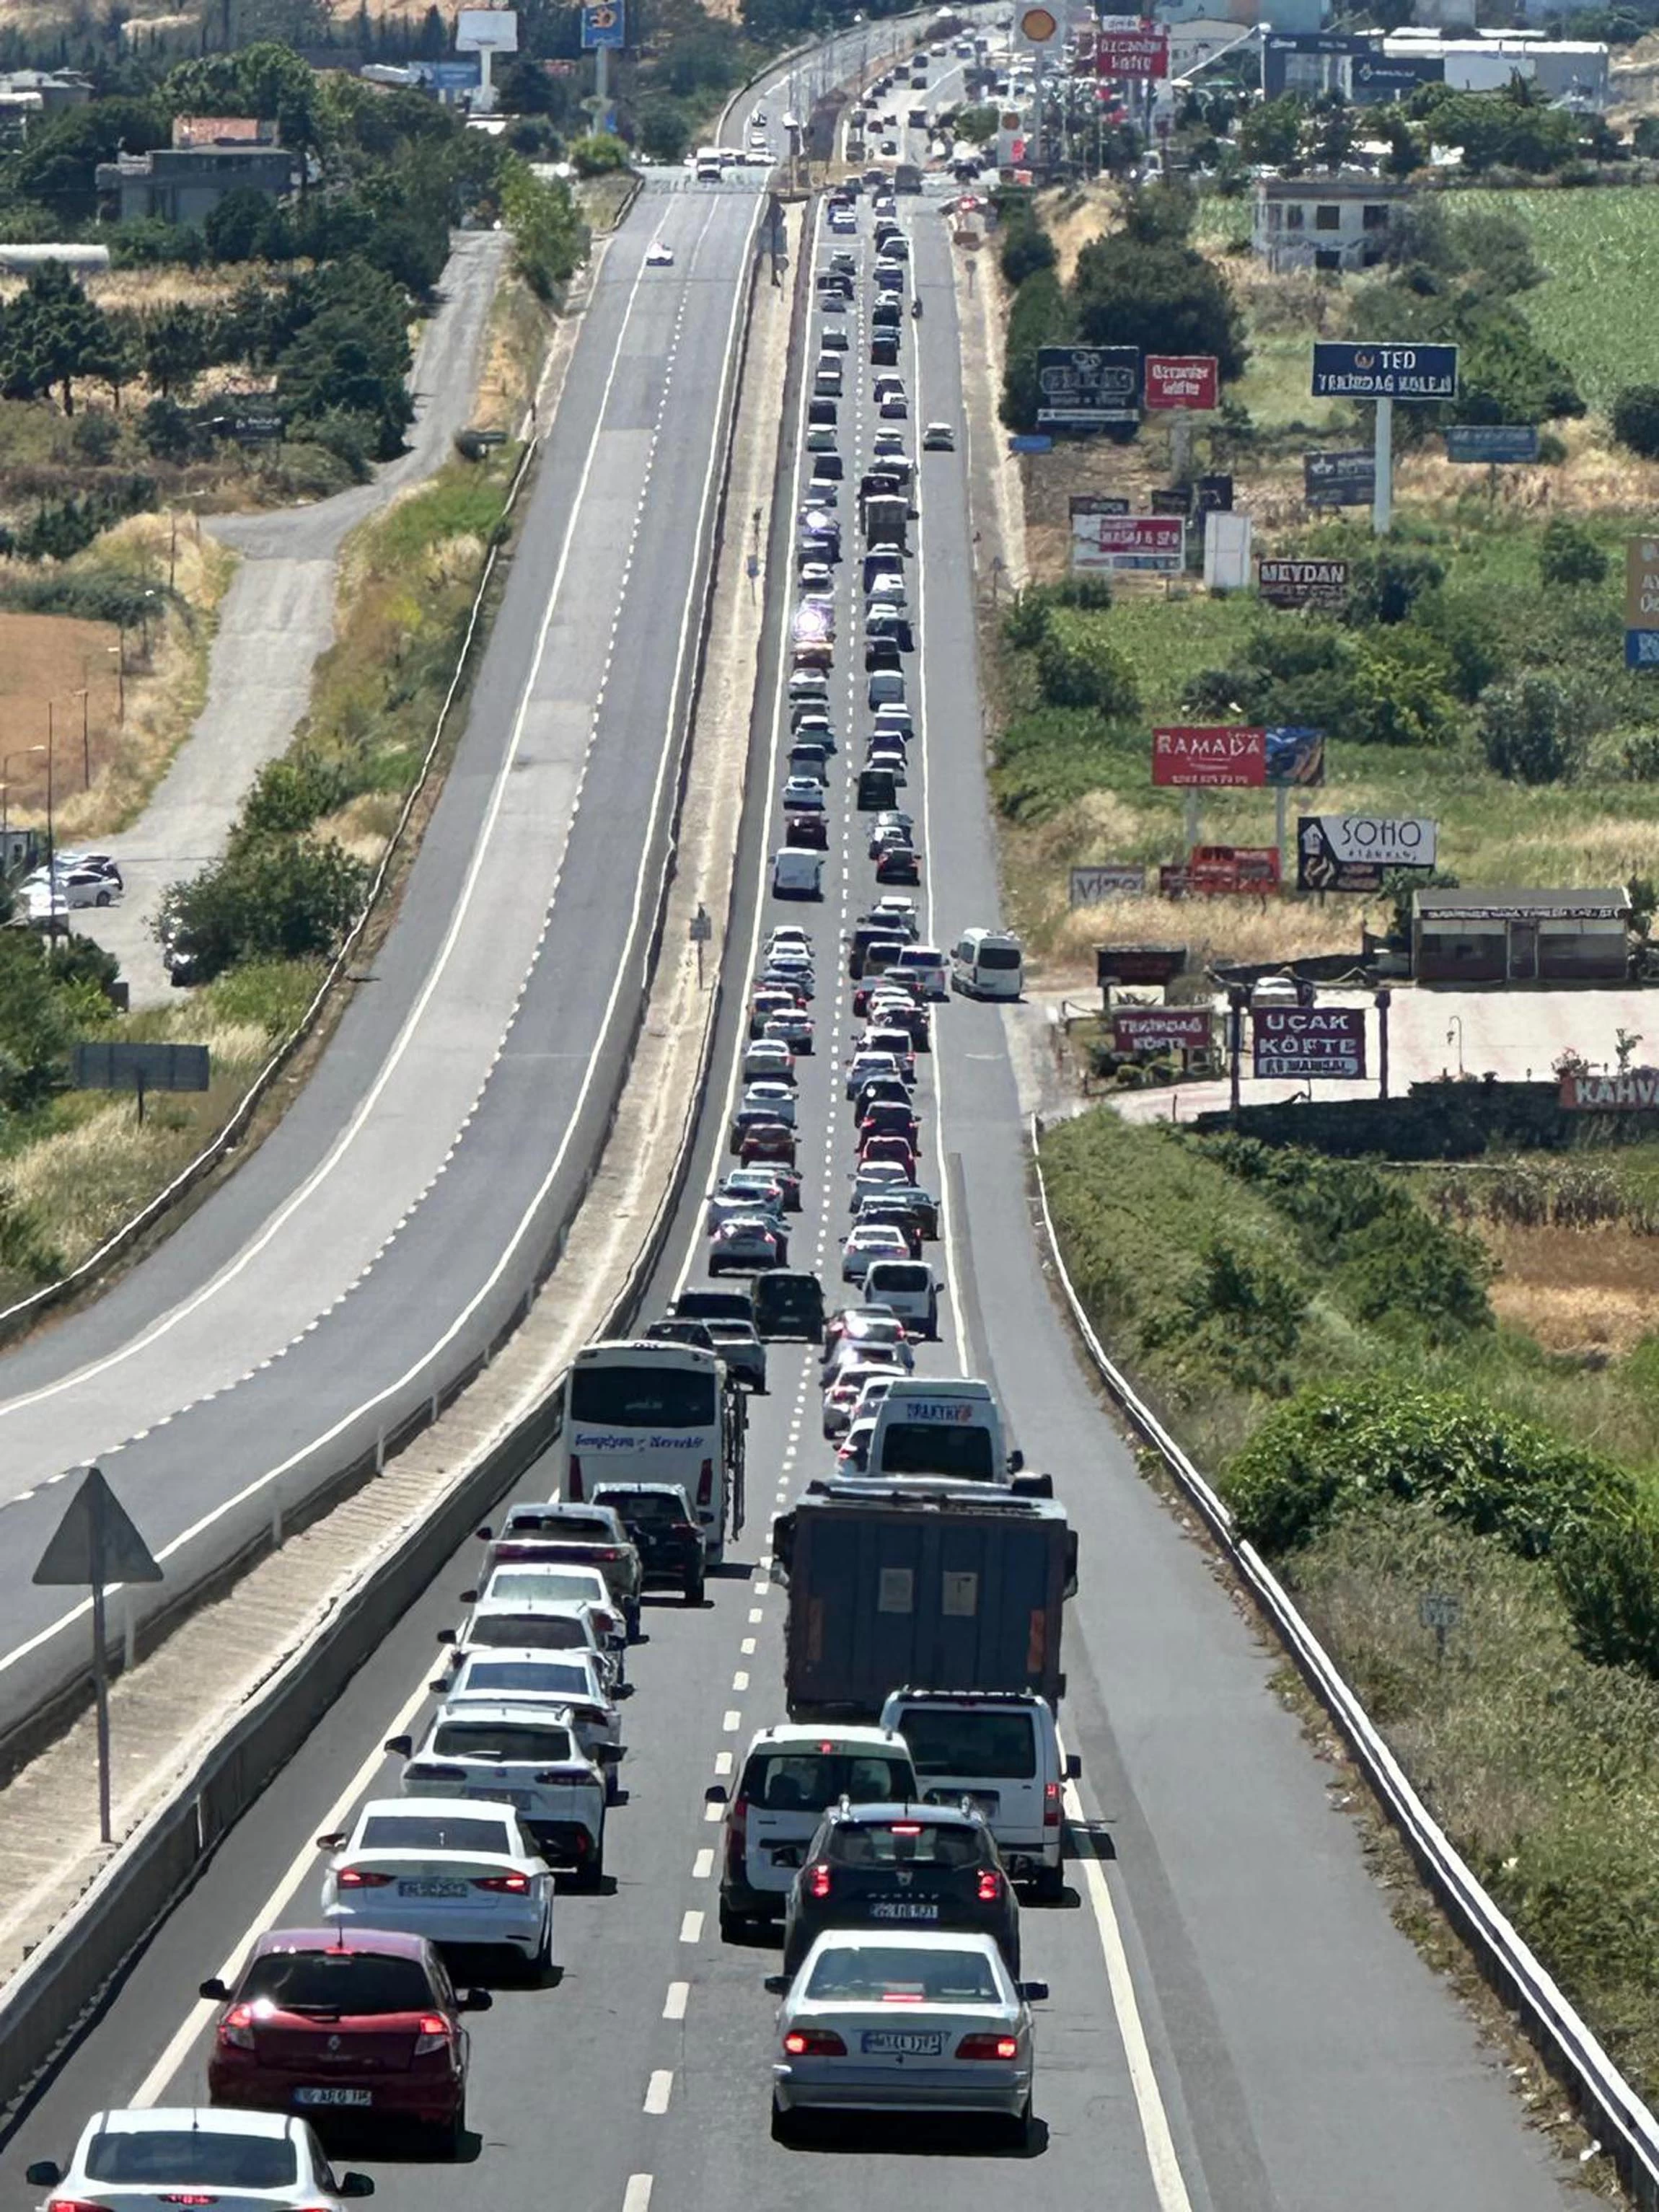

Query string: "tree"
[[1238, 93, 1305, 169], [635, 98, 688, 166], [498, 157, 589, 301], [140, 302, 213, 399], [0, 260, 112, 416], [569, 131, 629, 176], [1539, 518, 1607, 589], [158, 834, 367, 981], [1478, 674, 1586, 785], [1070, 231, 1247, 382], [1612, 384, 1659, 459], [278, 300, 413, 459], [11, 97, 169, 221], [999, 218, 1056, 288], [204, 187, 288, 264], [956, 103, 999, 146]]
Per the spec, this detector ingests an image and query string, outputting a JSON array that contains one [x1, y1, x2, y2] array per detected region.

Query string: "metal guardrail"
[[1029, 1111, 1659, 2208]]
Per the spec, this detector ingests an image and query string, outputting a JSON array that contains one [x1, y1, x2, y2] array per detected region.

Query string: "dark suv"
[[780, 1802, 1021, 1976], [591, 1482, 705, 1605]]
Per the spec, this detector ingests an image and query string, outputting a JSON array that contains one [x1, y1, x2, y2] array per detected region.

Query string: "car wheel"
[[530, 1905, 555, 1976], [95, 889, 111, 907], [684, 1572, 705, 1605], [995, 2100, 1031, 2151], [1031, 1862, 1065, 1904], [580, 1828, 606, 1890], [625, 1601, 642, 1643], [719, 1900, 753, 1942], [770, 2094, 801, 2144], [438, 2104, 467, 2159]]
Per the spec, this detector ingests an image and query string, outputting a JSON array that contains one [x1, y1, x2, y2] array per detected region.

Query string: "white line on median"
[[664, 1981, 690, 2021], [679, 1909, 704, 1944], [644, 2069, 674, 2113]]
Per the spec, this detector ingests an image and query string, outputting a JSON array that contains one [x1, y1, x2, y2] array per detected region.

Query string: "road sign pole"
[[1371, 396, 1393, 537], [595, 42, 609, 131], [90, 1545, 112, 1845], [1275, 785, 1288, 886]]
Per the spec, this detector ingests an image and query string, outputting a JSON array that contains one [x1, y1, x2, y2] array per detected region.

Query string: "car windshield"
[[431, 1720, 575, 1763], [570, 1366, 716, 1427], [470, 1613, 586, 1649], [462, 1659, 591, 1698], [597, 1489, 690, 1524], [505, 1512, 614, 1543], [359, 1812, 513, 1854], [485, 1571, 604, 1605], [742, 1750, 912, 1812], [894, 1709, 1037, 1779], [879, 1423, 996, 1481], [830, 1822, 984, 1867], [86, 2132, 298, 2187], [977, 944, 1021, 969], [238, 1948, 437, 2013], [868, 1264, 929, 1292], [804, 1947, 1000, 2004]]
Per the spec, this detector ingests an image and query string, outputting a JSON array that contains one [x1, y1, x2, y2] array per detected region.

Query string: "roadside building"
[[1251, 174, 1409, 273], [94, 122, 299, 226], [1412, 886, 1631, 985]]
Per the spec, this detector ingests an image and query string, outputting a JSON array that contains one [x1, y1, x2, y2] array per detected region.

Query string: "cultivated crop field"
[[1459, 187, 1659, 409]]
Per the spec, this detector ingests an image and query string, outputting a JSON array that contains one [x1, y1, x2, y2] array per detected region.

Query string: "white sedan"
[[25, 2109, 374, 2208], [319, 1797, 554, 1966], [770, 1929, 1046, 2143], [646, 239, 674, 266], [741, 1079, 798, 1127], [841, 1222, 912, 1284], [470, 1561, 626, 1652], [439, 1646, 621, 1770]]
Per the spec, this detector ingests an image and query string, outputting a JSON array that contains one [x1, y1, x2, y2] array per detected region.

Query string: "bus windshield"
[[571, 1362, 717, 1428]]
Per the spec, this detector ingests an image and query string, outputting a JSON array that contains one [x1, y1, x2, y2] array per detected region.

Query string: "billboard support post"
[[1372, 396, 1393, 537], [1228, 991, 1246, 1118], [1275, 785, 1288, 882], [1376, 987, 1391, 1101]]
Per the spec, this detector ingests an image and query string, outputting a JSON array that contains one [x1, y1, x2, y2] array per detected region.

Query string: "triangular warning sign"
[[32, 1466, 162, 1588]]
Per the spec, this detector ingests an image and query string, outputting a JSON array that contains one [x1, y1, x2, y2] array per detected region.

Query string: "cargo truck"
[[772, 1482, 1076, 1719]]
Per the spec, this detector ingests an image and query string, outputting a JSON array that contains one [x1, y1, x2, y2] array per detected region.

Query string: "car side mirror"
[[436, 1628, 457, 1644], [340, 2174, 376, 2198], [1007, 1448, 1024, 1474], [24, 2164, 62, 2189], [314, 1833, 345, 1854], [429, 1678, 449, 1696], [705, 1783, 729, 1805], [461, 1988, 493, 2014], [198, 1977, 231, 2002], [598, 1743, 626, 1763], [1018, 1980, 1050, 2004], [384, 1735, 412, 1758], [458, 1589, 479, 1605], [1065, 1753, 1082, 1781], [762, 1973, 791, 1996]]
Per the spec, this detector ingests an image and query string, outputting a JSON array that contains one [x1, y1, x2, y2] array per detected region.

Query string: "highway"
[[0, 160, 1575, 2212]]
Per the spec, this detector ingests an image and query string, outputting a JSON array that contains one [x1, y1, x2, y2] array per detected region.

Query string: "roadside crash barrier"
[[1029, 1111, 1659, 2209]]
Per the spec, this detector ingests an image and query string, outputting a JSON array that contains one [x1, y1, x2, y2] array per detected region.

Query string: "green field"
[[1446, 188, 1659, 410]]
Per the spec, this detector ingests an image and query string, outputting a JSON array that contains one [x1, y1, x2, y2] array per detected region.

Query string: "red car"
[[786, 814, 829, 851], [876, 845, 921, 884], [741, 1119, 797, 1168], [203, 1926, 488, 2154], [860, 1103, 920, 1152], [858, 1132, 918, 1178]]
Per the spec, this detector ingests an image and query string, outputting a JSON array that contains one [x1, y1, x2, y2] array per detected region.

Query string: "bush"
[[159, 834, 367, 982], [1612, 384, 1659, 459], [999, 219, 1056, 288], [1034, 620, 1140, 715], [240, 754, 354, 837], [70, 411, 120, 463], [1554, 1513, 1659, 1675], [1624, 731, 1659, 783], [1141, 1232, 1309, 1396], [569, 132, 629, 177], [1538, 517, 1607, 589], [1223, 1378, 1635, 1558], [1001, 588, 1052, 651], [1478, 673, 1587, 785]]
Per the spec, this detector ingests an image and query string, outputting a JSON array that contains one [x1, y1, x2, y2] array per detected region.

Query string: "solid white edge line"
[[1066, 1779, 1195, 2212], [0, 185, 767, 1685]]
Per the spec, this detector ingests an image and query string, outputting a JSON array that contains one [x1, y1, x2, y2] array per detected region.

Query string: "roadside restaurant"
[[1411, 886, 1631, 985]]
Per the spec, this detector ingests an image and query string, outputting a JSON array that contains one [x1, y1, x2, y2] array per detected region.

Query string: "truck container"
[[862, 490, 910, 552], [772, 1482, 1076, 1718]]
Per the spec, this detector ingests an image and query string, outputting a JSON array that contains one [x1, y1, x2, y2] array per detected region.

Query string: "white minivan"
[[951, 927, 1023, 1000], [773, 848, 823, 899], [715, 1722, 918, 1934], [893, 943, 948, 999], [879, 1689, 1080, 1900]]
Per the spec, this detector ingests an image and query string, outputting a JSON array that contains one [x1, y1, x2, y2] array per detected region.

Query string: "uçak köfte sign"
[[1254, 1005, 1366, 1079], [1559, 1067, 1659, 1111]]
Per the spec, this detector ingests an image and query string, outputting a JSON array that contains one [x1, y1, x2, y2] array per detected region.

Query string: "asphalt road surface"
[[0, 179, 1576, 2212]]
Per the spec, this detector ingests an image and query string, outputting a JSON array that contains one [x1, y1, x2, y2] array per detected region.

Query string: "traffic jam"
[[18, 185, 1062, 2210]]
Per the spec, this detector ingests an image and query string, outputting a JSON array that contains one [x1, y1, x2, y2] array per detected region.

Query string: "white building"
[[1251, 174, 1409, 273]]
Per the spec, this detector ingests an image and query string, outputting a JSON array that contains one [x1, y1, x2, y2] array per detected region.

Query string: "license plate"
[[399, 1878, 469, 1898], [475, 1789, 534, 1810], [295, 2087, 373, 2107], [870, 1900, 938, 1920], [861, 2029, 942, 2056]]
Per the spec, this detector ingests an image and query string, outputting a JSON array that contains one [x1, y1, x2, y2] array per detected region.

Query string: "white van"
[[867, 1377, 1016, 1484], [951, 927, 1023, 1000], [879, 1689, 1079, 1899], [864, 1257, 939, 1339], [773, 848, 823, 900], [715, 1722, 918, 1933], [893, 943, 948, 999]]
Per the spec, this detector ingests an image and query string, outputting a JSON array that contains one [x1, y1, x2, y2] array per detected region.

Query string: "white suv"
[[879, 1690, 1080, 1900], [713, 1722, 917, 1935]]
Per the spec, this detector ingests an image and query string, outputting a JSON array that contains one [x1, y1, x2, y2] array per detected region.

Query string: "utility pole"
[[76, 684, 89, 789]]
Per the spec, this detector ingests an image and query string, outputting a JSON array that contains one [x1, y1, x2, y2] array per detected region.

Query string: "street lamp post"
[[74, 685, 89, 789], [108, 639, 125, 721]]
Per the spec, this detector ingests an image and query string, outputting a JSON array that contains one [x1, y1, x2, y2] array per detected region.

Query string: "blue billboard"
[[581, 0, 625, 46], [1312, 343, 1458, 402], [1445, 424, 1539, 464]]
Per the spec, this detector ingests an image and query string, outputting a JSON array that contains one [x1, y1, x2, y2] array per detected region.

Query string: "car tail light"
[[808, 1861, 832, 1900], [591, 1546, 622, 1561], [1044, 1781, 1062, 1830], [415, 2013, 454, 2055], [890, 1822, 921, 1836], [957, 2033, 1018, 2061], [219, 2002, 256, 2050], [337, 1867, 394, 1887], [50, 2200, 118, 2211], [568, 1455, 584, 1500], [783, 2028, 847, 2056], [977, 1869, 1003, 1903], [696, 1459, 713, 1507], [474, 1872, 530, 1893]]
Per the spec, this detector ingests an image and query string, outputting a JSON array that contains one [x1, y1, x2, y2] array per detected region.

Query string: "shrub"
[[240, 754, 354, 838], [1612, 384, 1659, 459], [1141, 1232, 1309, 1396], [159, 834, 367, 982], [569, 132, 628, 177], [1223, 1378, 1634, 1558], [1624, 731, 1659, 783], [1478, 674, 1586, 785], [999, 219, 1056, 288], [1538, 518, 1607, 589], [1554, 1512, 1659, 1676], [1034, 620, 1140, 716], [1001, 588, 1052, 651]]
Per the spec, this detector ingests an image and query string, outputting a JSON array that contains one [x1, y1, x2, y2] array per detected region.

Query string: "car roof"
[[252, 1924, 431, 1958], [472, 1594, 597, 1616], [353, 1797, 513, 1828], [456, 1645, 599, 1673], [428, 1700, 581, 1731], [824, 1799, 987, 1829], [746, 1722, 905, 1751]]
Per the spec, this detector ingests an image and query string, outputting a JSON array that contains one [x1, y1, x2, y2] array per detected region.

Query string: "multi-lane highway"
[[0, 157, 1576, 2212]]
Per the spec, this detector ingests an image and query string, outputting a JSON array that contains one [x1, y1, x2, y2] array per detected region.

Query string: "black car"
[[782, 1803, 1020, 1975], [753, 1268, 825, 1341], [590, 1482, 705, 1604]]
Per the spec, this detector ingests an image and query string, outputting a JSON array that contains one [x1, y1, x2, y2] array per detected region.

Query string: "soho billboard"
[[1308, 815, 1437, 868]]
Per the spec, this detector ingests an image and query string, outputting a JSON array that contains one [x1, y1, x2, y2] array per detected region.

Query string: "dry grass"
[[1025, 881, 1377, 989], [474, 273, 554, 438], [1479, 1222, 1659, 1360]]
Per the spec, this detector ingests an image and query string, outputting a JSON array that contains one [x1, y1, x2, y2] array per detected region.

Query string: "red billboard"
[[1151, 726, 1266, 788], [1073, 514, 1184, 573], [1187, 845, 1281, 895], [1112, 1005, 1213, 1053], [1096, 25, 1169, 76], [1145, 356, 1219, 411]]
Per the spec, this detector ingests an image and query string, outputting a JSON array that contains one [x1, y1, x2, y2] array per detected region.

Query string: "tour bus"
[[557, 1340, 745, 1561]]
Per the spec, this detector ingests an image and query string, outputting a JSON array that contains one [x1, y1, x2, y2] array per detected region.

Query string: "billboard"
[[1304, 449, 1374, 507], [1187, 845, 1281, 894], [1311, 343, 1458, 402], [457, 5, 519, 46], [1258, 558, 1348, 609], [1560, 1068, 1659, 1112], [1152, 726, 1264, 787], [1348, 50, 1444, 100], [1037, 344, 1140, 428], [1070, 863, 1146, 904], [1144, 355, 1218, 411], [581, 0, 624, 44], [1445, 424, 1539, 464], [1096, 23, 1169, 76], [1073, 513, 1184, 573], [1297, 814, 1436, 891], [1113, 1006, 1213, 1052], [1627, 537, 1659, 671], [1070, 493, 1130, 519], [1096, 943, 1187, 984], [1253, 1006, 1366, 1079]]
